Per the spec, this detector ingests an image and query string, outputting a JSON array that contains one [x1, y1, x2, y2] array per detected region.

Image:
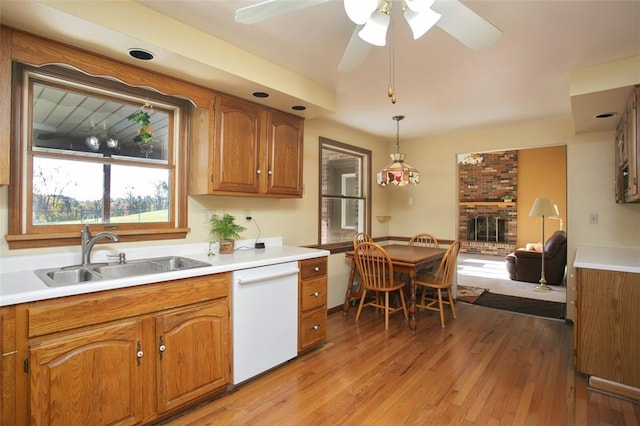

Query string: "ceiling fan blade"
[[432, 0, 502, 51], [235, 0, 330, 24], [338, 25, 372, 72]]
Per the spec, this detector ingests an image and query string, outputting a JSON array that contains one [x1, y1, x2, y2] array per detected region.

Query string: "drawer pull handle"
[[311, 324, 320, 331], [314, 267, 320, 272], [312, 291, 320, 297]]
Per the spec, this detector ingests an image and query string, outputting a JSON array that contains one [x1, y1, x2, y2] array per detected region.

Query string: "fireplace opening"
[[468, 215, 508, 242]]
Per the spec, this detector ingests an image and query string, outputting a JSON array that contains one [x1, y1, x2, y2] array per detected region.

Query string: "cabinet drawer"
[[300, 276, 327, 311], [28, 273, 230, 338], [300, 257, 327, 280], [299, 308, 326, 350]]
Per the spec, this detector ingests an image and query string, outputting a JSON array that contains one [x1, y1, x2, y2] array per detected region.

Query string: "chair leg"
[[384, 292, 390, 330], [398, 288, 408, 319], [355, 289, 368, 321], [437, 289, 445, 328], [447, 289, 457, 319]]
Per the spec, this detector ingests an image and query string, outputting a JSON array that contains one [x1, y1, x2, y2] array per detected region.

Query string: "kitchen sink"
[[34, 256, 211, 287]]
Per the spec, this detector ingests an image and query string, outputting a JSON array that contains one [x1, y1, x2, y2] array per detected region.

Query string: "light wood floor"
[[161, 303, 640, 425]]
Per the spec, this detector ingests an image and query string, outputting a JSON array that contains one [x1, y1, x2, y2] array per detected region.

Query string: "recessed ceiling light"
[[128, 49, 155, 61], [291, 105, 306, 111], [594, 112, 618, 119], [252, 92, 269, 98]]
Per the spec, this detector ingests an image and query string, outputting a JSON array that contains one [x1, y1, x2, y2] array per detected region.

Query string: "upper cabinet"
[[615, 86, 639, 203], [189, 94, 304, 198]]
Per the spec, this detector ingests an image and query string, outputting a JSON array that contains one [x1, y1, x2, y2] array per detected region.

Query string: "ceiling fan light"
[[404, 0, 435, 13], [404, 7, 441, 39], [358, 11, 390, 46], [344, 0, 380, 25]]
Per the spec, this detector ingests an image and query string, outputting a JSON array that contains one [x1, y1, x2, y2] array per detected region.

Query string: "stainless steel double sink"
[[34, 256, 211, 287]]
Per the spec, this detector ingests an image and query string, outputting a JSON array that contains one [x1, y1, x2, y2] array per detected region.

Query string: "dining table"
[[344, 244, 446, 334]]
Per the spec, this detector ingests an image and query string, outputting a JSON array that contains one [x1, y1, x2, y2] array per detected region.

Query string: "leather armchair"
[[505, 230, 567, 285]]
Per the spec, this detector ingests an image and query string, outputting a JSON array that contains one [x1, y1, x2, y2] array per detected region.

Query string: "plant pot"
[[219, 239, 235, 254]]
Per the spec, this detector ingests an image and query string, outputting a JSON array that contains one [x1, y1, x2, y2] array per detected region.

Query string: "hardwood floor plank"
[[160, 303, 639, 425]]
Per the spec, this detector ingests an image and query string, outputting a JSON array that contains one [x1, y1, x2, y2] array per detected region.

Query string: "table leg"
[[343, 261, 357, 314], [409, 272, 417, 334]]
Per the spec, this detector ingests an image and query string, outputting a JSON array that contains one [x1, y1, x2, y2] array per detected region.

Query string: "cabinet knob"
[[314, 267, 320, 272], [312, 291, 320, 297], [311, 324, 320, 331], [268, 170, 273, 176], [159, 345, 166, 353], [256, 169, 262, 175], [136, 340, 143, 366]]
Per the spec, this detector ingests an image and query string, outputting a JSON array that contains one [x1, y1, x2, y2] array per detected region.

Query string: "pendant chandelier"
[[376, 115, 420, 186]]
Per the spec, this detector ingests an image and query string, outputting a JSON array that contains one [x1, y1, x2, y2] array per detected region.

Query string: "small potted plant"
[[209, 213, 246, 254], [502, 195, 514, 202]]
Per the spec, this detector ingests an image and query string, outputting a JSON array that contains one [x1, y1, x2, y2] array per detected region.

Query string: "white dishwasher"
[[232, 261, 299, 385]]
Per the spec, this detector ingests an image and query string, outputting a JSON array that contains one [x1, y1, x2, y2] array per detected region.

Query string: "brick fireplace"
[[458, 151, 518, 256]]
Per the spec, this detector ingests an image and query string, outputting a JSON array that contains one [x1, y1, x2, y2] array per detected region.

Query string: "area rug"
[[472, 291, 566, 319], [456, 285, 487, 304]]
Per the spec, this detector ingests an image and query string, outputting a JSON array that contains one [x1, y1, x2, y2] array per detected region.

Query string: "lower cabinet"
[[5, 273, 231, 426], [575, 267, 640, 399], [298, 258, 328, 352]]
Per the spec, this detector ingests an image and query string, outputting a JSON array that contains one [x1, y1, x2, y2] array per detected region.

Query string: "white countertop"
[[0, 238, 329, 307], [573, 246, 640, 274]]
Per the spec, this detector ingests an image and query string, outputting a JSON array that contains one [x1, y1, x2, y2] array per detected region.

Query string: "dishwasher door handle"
[[237, 269, 299, 285]]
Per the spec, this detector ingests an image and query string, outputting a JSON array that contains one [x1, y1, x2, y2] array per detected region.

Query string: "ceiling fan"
[[235, 0, 503, 72]]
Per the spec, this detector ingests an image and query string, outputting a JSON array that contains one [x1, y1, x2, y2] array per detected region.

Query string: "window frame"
[[318, 137, 371, 246], [7, 63, 190, 249]]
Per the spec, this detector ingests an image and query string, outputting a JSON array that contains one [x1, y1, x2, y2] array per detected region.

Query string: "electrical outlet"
[[244, 210, 252, 221], [589, 213, 599, 225]]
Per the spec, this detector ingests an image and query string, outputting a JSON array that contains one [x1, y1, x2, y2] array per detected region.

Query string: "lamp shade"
[[358, 10, 390, 46], [344, 0, 380, 25], [376, 153, 420, 186], [404, 5, 441, 39], [529, 198, 559, 217]]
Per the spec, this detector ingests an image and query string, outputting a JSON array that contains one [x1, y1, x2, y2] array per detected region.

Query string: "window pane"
[[321, 149, 362, 197], [32, 157, 169, 225], [320, 198, 365, 244], [32, 81, 170, 162], [319, 139, 371, 245]]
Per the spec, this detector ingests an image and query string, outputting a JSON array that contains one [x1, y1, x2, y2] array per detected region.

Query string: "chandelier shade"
[[377, 115, 420, 187]]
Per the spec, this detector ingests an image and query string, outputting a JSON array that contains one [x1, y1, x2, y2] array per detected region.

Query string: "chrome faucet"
[[81, 225, 120, 265]]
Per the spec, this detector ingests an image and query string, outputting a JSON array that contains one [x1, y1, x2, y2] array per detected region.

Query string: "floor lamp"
[[529, 198, 560, 292]]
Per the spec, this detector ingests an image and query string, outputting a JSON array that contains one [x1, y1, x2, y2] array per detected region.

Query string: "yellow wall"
[[1, 114, 640, 319], [517, 146, 567, 247]]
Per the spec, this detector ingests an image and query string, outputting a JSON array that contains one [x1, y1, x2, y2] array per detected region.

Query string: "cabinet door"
[[156, 300, 230, 413], [265, 110, 303, 197], [213, 95, 264, 194], [30, 320, 143, 426]]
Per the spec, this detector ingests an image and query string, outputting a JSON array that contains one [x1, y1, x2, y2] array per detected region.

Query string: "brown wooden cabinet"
[[575, 267, 640, 399], [189, 94, 304, 198], [2, 273, 231, 426], [298, 257, 328, 352], [615, 86, 639, 203]]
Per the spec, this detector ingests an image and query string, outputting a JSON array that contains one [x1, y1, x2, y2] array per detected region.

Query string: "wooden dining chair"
[[354, 242, 408, 330], [408, 233, 439, 248], [344, 233, 373, 313], [415, 241, 462, 328]]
